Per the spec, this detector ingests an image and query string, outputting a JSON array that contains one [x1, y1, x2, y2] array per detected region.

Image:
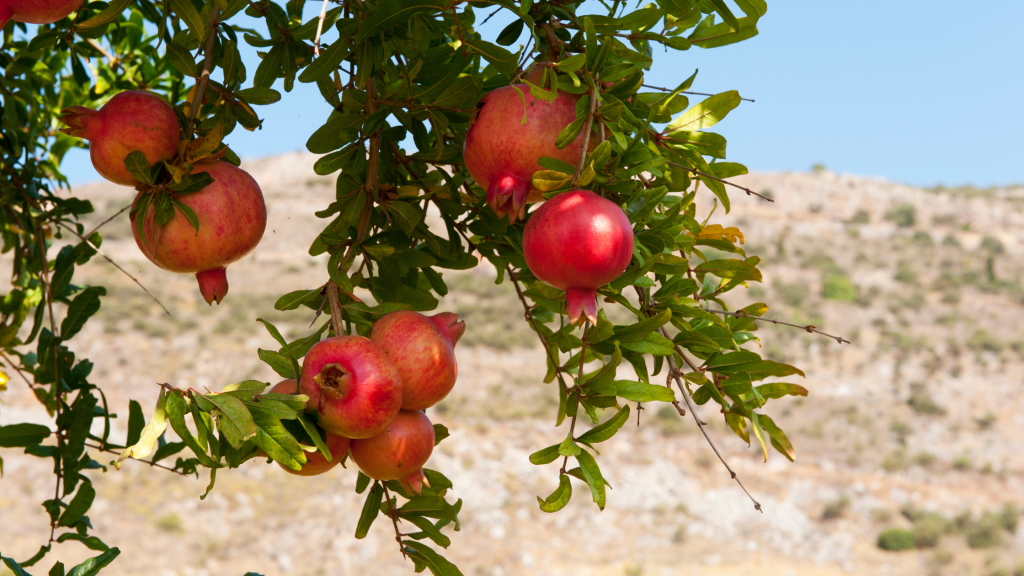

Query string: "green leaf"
[[386, 201, 423, 235], [430, 76, 479, 108], [555, 53, 586, 73], [169, 199, 200, 235], [254, 43, 285, 89], [537, 474, 572, 513], [619, 331, 676, 356], [258, 349, 296, 379], [495, 19, 524, 46], [306, 113, 363, 154], [60, 287, 104, 340], [125, 400, 144, 447], [66, 548, 120, 576], [168, 0, 206, 41], [220, 380, 267, 401], [0, 423, 51, 447], [612, 308, 671, 343], [464, 39, 518, 74], [194, 392, 258, 449], [529, 444, 560, 465], [558, 433, 581, 457], [402, 540, 462, 576], [755, 382, 808, 400], [296, 413, 332, 461], [55, 533, 109, 552], [58, 482, 95, 527], [433, 423, 449, 446], [169, 172, 215, 195], [166, 42, 198, 77], [667, 91, 741, 132], [235, 87, 282, 105], [576, 404, 629, 444], [274, 289, 321, 311], [165, 393, 221, 468], [613, 380, 675, 402], [122, 151, 153, 185], [299, 39, 352, 83], [76, 0, 136, 30], [555, 116, 586, 149], [694, 258, 762, 282], [575, 450, 606, 510], [252, 412, 304, 470], [356, 0, 444, 43], [355, 483, 384, 538]]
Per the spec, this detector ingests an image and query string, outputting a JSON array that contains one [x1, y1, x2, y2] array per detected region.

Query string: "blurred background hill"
[[2, 153, 1023, 576]]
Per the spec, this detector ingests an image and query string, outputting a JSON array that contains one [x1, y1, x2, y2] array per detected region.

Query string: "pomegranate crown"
[[430, 312, 466, 347], [57, 106, 99, 140]]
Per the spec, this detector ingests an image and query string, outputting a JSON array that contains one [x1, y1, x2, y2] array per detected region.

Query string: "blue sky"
[[60, 0, 1024, 188]]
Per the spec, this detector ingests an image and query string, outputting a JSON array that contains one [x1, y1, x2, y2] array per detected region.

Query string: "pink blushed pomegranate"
[[464, 84, 584, 222], [0, 0, 84, 28], [298, 336, 403, 440], [267, 379, 351, 476], [370, 311, 465, 411], [131, 159, 266, 305], [349, 410, 435, 482], [523, 189, 634, 326], [59, 91, 180, 187]]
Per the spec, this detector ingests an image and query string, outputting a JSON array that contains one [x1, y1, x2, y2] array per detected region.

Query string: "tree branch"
[[381, 484, 408, 559], [668, 162, 774, 202], [571, 77, 600, 188], [700, 307, 851, 344], [312, 0, 330, 57], [642, 84, 755, 103], [186, 3, 222, 136]]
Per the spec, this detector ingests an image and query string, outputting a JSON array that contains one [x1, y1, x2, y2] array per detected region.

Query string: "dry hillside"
[[1, 154, 1022, 576]]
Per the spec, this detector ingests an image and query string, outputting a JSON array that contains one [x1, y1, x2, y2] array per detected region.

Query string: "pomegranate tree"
[[349, 410, 435, 484], [267, 380, 350, 476], [131, 159, 266, 305], [0, 0, 83, 28], [523, 189, 635, 326], [370, 311, 465, 410], [59, 91, 181, 186], [463, 84, 584, 222], [298, 336, 403, 439]]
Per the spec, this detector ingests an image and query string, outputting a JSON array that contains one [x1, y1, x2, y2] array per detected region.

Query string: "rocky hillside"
[[1, 155, 1022, 576]]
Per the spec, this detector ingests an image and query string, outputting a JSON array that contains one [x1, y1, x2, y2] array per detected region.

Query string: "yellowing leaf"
[[532, 169, 572, 192], [0, 368, 8, 392], [698, 224, 744, 244]]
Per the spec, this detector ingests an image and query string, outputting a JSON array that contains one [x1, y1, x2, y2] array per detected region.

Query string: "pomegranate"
[[0, 0, 84, 28], [349, 410, 435, 482], [370, 311, 465, 411], [267, 379, 350, 476], [131, 159, 266, 305], [298, 336, 403, 439], [59, 91, 181, 187], [523, 189, 634, 325], [464, 84, 584, 222]]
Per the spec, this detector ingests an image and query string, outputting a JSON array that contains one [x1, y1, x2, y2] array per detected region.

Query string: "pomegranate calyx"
[[486, 174, 530, 223], [430, 312, 466, 347], [314, 363, 354, 400], [565, 287, 599, 327], [196, 268, 228, 305], [57, 106, 100, 139]]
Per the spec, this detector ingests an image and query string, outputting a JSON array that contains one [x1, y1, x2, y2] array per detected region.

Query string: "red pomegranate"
[[298, 336, 403, 439], [523, 189, 634, 325], [370, 311, 465, 410], [464, 84, 584, 222], [59, 91, 181, 187], [267, 379, 350, 476], [349, 410, 435, 483], [0, 0, 84, 28], [399, 468, 428, 495], [131, 159, 266, 305]]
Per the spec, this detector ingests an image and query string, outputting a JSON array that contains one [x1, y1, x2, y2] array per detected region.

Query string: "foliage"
[[877, 528, 915, 551], [0, 0, 825, 573]]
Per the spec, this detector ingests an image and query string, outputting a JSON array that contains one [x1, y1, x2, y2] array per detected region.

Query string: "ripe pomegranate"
[[349, 410, 435, 483], [0, 0, 84, 28], [298, 336, 403, 440], [59, 91, 181, 187], [267, 379, 350, 476], [370, 311, 465, 411], [523, 189, 634, 326], [464, 84, 584, 222], [131, 159, 266, 305]]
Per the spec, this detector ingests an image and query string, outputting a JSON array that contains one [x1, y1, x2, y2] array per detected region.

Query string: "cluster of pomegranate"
[[275, 310, 465, 493], [59, 91, 267, 305], [465, 81, 635, 325]]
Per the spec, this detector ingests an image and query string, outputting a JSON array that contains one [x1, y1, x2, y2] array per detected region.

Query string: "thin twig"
[[507, 267, 571, 394], [33, 216, 62, 544], [0, 350, 40, 390], [571, 77, 600, 187], [479, 7, 500, 25], [642, 84, 755, 103], [186, 3, 222, 136], [381, 484, 408, 559], [668, 162, 774, 203], [313, 0, 330, 57], [561, 320, 590, 474], [661, 328, 762, 513], [325, 281, 345, 337], [84, 443, 186, 475], [56, 222, 171, 316], [85, 38, 120, 69], [700, 307, 851, 344], [83, 203, 131, 240], [449, 0, 469, 63]]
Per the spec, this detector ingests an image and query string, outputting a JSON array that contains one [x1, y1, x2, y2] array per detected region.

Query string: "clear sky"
[[60, 0, 1024, 188]]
